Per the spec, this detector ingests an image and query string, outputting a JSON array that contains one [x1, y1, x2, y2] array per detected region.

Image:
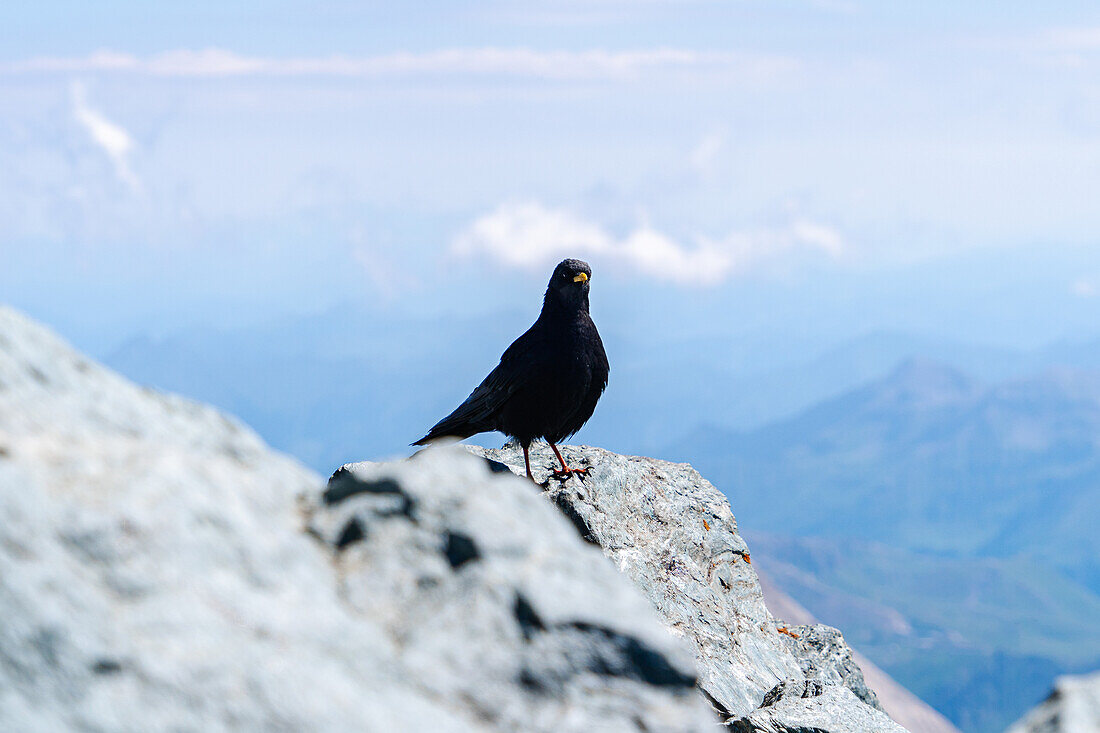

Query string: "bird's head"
[[545, 258, 592, 312]]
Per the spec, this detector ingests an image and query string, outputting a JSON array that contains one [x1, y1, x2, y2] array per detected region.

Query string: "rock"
[[0, 307, 449, 731], [1005, 670, 1100, 733], [780, 624, 882, 711], [471, 443, 907, 731], [757, 570, 962, 733], [0, 306, 712, 732], [727, 679, 906, 733], [0, 304, 910, 732], [307, 451, 714, 732]]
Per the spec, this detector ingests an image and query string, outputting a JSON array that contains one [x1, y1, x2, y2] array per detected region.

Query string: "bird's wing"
[[413, 325, 548, 444]]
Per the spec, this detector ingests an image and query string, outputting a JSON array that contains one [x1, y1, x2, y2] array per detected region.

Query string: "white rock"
[[728, 680, 906, 733], [311, 450, 714, 732], [0, 305, 712, 732], [1005, 670, 1100, 733], [0, 307, 460, 732], [472, 442, 910, 732]]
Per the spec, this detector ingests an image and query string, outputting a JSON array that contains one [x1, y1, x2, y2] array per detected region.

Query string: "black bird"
[[414, 258, 609, 480]]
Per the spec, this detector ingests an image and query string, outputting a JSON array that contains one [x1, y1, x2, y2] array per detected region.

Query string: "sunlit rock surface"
[[471, 443, 907, 731], [0, 305, 910, 732], [311, 452, 712, 731], [0, 306, 710, 732], [728, 679, 904, 733]]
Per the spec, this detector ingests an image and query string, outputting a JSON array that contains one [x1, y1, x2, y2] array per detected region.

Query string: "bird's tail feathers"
[[411, 421, 480, 447]]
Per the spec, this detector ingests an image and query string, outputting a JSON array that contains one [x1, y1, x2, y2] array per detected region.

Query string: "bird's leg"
[[550, 442, 569, 472], [549, 442, 589, 480], [523, 443, 534, 481]]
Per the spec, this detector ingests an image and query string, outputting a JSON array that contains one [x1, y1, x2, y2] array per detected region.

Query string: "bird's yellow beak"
[[573, 272, 588, 283]]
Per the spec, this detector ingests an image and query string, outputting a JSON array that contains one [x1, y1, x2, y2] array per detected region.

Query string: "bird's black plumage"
[[413, 259, 609, 478]]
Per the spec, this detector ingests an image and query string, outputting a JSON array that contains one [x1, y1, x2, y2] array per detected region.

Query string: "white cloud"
[[620, 227, 732, 284], [452, 202, 844, 285], [453, 202, 609, 268], [70, 82, 140, 191], [2, 47, 798, 83]]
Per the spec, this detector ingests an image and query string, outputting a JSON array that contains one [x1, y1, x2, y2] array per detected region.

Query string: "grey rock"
[[727, 679, 906, 733], [757, 571, 961, 733], [308, 451, 715, 732], [0, 306, 713, 732], [470, 443, 798, 716], [0, 304, 909, 733], [1005, 670, 1100, 733], [471, 443, 907, 732], [780, 624, 882, 711], [0, 307, 455, 732]]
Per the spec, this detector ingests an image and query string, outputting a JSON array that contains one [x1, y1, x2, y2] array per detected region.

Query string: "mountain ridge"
[[670, 358, 1100, 582]]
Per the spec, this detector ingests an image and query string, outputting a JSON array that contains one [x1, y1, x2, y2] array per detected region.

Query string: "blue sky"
[[3, 1, 1100, 354]]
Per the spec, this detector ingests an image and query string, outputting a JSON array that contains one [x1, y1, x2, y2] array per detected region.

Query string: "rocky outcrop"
[[0, 305, 909, 732], [757, 571, 962, 733], [305, 453, 712, 731], [0, 307, 710, 732], [472, 443, 906, 732], [779, 624, 881, 710], [1005, 670, 1100, 733], [1, 307, 434, 731], [728, 679, 900, 733]]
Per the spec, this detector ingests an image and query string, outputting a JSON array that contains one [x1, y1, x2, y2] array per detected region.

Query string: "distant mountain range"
[[666, 359, 1100, 593], [104, 301, 1100, 472], [663, 361, 1100, 732], [748, 532, 1100, 733]]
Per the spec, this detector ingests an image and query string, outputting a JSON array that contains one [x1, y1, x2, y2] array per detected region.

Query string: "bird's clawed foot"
[[550, 466, 590, 482]]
